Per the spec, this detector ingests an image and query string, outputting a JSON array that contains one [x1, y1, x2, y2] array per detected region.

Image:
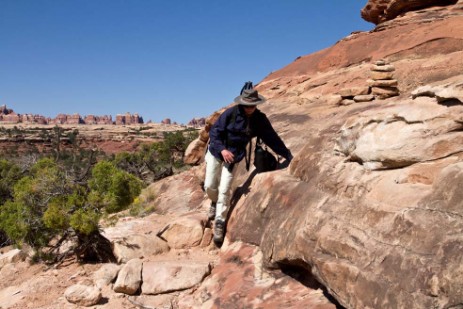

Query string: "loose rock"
[[64, 284, 102, 307], [113, 258, 143, 295]]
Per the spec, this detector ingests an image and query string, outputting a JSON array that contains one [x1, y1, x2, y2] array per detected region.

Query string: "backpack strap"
[[229, 104, 239, 127], [245, 138, 252, 171]]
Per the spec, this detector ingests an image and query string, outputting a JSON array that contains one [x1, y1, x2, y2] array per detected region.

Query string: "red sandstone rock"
[[0, 105, 137, 125], [187, 117, 206, 127], [361, 0, 458, 24], [115, 113, 143, 125]]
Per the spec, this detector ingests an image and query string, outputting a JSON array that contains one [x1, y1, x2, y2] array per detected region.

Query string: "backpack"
[[253, 137, 278, 173]]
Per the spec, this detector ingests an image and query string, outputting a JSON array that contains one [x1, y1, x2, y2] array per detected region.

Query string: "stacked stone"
[[338, 86, 374, 106], [368, 60, 399, 99]]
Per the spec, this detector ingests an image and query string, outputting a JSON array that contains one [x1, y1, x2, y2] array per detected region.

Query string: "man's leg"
[[214, 163, 239, 245], [215, 164, 236, 222], [204, 150, 222, 220]]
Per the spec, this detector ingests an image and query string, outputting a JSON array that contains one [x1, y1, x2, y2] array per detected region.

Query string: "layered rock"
[[221, 5, 463, 308], [83, 114, 113, 125], [338, 86, 372, 105], [0, 105, 13, 114], [0, 113, 20, 123], [20, 114, 49, 124], [0, 105, 144, 125], [368, 59, 400, 99], [115, 112, 143, 125], [361, 0, 459, 24], [161, 118, 171, 124], [187, 117, 206, 127]]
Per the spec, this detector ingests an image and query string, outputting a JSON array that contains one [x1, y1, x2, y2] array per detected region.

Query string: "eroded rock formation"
[[361, 0, 459, 24], [0, 105, 143, 125], [115, 112, 143, 125], [222, 3, 463, 308]]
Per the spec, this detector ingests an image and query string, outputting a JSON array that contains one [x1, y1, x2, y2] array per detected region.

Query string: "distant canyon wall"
[[0, 105, 143, 125]]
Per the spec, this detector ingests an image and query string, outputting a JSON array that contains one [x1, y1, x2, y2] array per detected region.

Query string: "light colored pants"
[[204, 150, 238, 221]]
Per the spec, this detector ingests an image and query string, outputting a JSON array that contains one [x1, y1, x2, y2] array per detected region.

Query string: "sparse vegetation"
[[0, 127, 198, 263]]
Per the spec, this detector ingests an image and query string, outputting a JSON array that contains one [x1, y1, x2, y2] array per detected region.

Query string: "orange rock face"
[[361, 0, 458, 24]]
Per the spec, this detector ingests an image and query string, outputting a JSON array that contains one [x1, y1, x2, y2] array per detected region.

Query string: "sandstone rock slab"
[[141, 260, 211, 295], [114, 258, 142, 295], [370, 71, 395, 80], [159, 216, 204, 249], [128, 294, 175, 309], [354, 94, 375, 102], [371, 86, 400, 98], [0, 249, 22, 269], [184, 138, 207, 165], [180, 241, 337, 308], [93, 263, 121, 288], [372, 64, 395, 72], [367, 78, 398, 87], [412, 77, 463, 104], [335, 97, 463, 169], [338, 86, 370, 98], [112, 234, 170, 263]]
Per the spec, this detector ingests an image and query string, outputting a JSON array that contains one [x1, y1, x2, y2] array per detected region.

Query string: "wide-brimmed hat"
[[234, 89, 266, 106]]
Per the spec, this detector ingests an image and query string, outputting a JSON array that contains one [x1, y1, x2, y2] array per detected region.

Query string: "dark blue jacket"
[[208, 105, 292, 163]]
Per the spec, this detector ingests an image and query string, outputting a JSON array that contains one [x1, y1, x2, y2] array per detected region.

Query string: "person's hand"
[[286, 153, 294, 163], [221, 149, 235, 164]]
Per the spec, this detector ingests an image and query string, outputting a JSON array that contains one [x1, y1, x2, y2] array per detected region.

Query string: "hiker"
[[204, 82, 293, 245]]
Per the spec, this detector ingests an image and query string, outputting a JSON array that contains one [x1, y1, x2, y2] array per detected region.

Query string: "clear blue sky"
[[0, 1, 373, 124]]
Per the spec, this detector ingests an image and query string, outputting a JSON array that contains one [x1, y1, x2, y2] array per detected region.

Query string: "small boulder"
[[113, 258, 143, 295], [184, 138, 207, 165], [93, 263, 121, 288], [200, 227, 213, 248], [371, 86, 400, 99], [338, 86, 370, 98], [64, 284, 102, 307], [0, 249, 28, 269], [159, 217, 204, 249], [340, 99, 355, 106], [354, 94, 375, 102]]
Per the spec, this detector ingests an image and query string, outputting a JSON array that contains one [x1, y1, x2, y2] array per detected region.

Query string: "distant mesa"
[[0, 105, 143, 125], [187, 117, 206, 128], [115, 112, 143, 125], [161, 118, 172, 125]]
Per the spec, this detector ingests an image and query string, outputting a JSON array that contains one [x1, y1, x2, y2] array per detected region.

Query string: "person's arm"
[[209, 112, 228, 154], [257, 114, 293, 162], [208, 108, 235, 163]]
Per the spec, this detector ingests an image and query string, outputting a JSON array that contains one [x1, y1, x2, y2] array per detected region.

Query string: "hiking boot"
[[208, 202, 216, 221], [213, 219, 225, 246]]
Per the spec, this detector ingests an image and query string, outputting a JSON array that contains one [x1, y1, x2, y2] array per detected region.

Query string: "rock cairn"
[[368, 59, 399, 99], [338, 59, 400, 105], [338, 86, 373, 106]]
